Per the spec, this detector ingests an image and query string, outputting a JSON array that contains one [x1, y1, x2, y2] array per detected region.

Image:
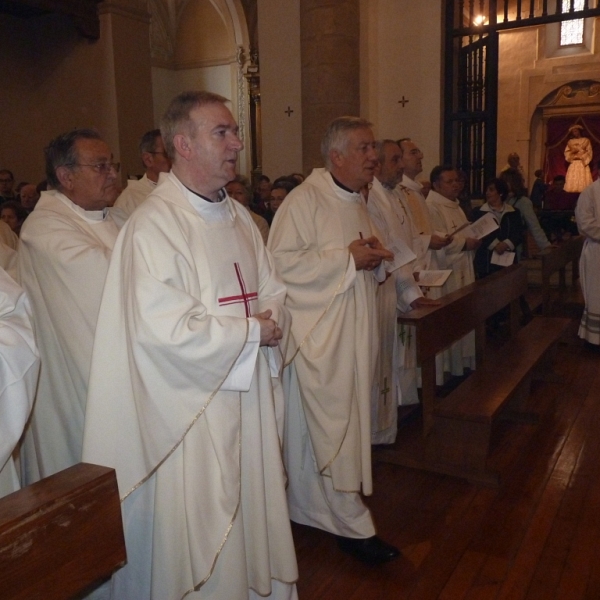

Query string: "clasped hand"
[[254, 309, 282, 347], [349, 236, 394, 271]]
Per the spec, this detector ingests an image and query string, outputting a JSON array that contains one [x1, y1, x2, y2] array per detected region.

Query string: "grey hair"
[[139, 129, 162, 156], [375, 139, 400, 166], [44, 128, 102, 190], [160, 90, 230, 159], [321, 116, 373, 169], [227, 175, 252, 202]]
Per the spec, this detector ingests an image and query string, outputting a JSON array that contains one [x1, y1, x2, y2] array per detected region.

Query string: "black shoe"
[[334, 535, 400, 565]]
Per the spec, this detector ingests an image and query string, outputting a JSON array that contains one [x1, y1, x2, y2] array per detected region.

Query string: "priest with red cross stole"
[[268, 116, 401, 565], [82, 91, 298, 600]]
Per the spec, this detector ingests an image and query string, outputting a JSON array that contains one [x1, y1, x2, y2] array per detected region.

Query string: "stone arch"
[[529, 80, 600, 181]]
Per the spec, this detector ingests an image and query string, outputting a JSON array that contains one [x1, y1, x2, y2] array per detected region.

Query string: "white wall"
[[360, 0, 443, 178], [257, 0, 303, 179]]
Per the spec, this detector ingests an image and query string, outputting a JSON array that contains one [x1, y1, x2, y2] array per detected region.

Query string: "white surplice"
[[17, 190, 119, 483], [268, 168, 383, 536], [114, 173, 156, 216], [367, 179, 423, 444], [0, 221, 18, 280], [0, 268, 39, 498], [575, 179, 600, 344], [426, 190, 476, 376], [82, 173, 298, 599]]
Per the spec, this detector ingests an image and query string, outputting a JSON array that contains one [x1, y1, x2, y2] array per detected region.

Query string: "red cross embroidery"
[[218, 262, 258, 318]]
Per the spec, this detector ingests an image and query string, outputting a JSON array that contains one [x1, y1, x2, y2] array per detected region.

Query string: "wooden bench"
[[427, 316, 570, 484], [540, 235, 583, 316], [0, 463, 126, 600], [398, 264, 528, 436], [375, 264, 570, 485]]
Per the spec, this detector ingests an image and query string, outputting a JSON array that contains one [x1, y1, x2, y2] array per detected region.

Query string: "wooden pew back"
[[400, 264, 528, 364], [0, 463, 125, 600]]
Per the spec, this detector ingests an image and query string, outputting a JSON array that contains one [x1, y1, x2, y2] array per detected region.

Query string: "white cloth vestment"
[[0, 221, 18, 280], [367, 179, 423, 444], [0, 268, 39, 497], [83, 173, 298, 599], [565, 137, 593, 193], [427, 190, 476, 377], [268, 168, 383, 536], [17, 190, 119, 483], [575, 180, 600, 344], [114, 173, 156, 216]]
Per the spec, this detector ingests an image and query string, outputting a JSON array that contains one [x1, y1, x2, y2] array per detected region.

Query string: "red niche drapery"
[[544, 115, 600, 184]]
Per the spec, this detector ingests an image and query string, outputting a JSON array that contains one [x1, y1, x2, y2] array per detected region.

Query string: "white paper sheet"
[[416, 269, 452, 287]]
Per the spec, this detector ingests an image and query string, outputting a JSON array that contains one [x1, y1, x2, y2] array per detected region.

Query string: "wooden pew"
[[428, 316, 569, 484], [0, 463, 126, 600], [540, 235, 583, 315], [375, 264, 570, 485], [398, 264, 528, 436]]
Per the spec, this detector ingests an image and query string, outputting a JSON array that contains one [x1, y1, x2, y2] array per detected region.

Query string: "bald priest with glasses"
[[18, 128, 121, 484]]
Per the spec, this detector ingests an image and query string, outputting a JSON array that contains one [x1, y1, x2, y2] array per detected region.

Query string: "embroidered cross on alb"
[[218, 262, 258, 318]]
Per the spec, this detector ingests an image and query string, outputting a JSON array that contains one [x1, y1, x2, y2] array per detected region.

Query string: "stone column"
[[98, 0, 154, 182], [300, 0, 360, 173]]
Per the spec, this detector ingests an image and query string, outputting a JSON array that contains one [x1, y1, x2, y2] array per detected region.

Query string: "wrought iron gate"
[[443, 0, 600, 196]]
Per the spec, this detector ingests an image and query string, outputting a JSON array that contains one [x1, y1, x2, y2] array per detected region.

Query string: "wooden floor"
[[293, 291, 600, 599]]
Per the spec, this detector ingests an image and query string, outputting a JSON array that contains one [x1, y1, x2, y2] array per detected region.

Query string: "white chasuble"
[[575, 180, 600, 345], [268, 168, 380, 495], [17, 190, 119, 483], [427, 190, 476, 376], [83, 174, 297, 599], [367, 179, 423, 444], [0, 268, 39, 497]]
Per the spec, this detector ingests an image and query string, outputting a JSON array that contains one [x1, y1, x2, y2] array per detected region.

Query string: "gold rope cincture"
[[283, 251, 351, 368], [120, 318, 250, 502]]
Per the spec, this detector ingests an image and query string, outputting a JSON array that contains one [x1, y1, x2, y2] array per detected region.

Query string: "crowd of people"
[[1, 92, 599, 600]]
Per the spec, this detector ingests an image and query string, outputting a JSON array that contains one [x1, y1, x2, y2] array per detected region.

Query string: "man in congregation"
[[19, 183, 41, 213], [268, 116, 399, 565], [226, 175, 270, 244], [113, 128, 171, 223], [0, 170, 16, 204], [18, 129, 121, 483], [427, 165, 480, 376], [83, 91, 298, 599], [367, 139, 435, 441]]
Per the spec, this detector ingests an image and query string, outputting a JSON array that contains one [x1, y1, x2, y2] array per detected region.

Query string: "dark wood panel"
[[0, 463, 126, 600]]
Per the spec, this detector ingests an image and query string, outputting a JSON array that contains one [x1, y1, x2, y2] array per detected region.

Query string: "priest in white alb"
[[575, 178, 600, 347], [397, 138, 449, 272], [367, 140, 437, 444], [112, 129, 171, 223], [82, 91, 298, 600], [0, 267, 39, 498], [18, 129, 120, 483], [426, 165, 480, 377], [269, 116, 400, 565]]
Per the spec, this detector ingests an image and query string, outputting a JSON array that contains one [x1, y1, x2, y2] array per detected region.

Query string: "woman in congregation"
[[500, 168, 551, 258], [471, 178, 524, 279]]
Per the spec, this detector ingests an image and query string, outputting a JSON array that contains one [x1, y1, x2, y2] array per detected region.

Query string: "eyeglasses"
[[68, 162, 121, 174], [0, 178, 13, 183]]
